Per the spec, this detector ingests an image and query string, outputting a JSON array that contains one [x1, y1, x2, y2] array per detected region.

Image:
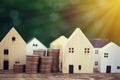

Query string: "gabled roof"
[[101, 42, 119, 51], [27, 37, 37, 44], [0, 27, 26, 44], [27, 37, 47, 49], [68, 28, 90, 42], [50, 36, 67, 45], [89, 39, 109, 48], [63, 28, 93, 48]]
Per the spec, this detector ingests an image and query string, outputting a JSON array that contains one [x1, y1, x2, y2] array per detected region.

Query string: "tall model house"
[[50, 36, 68, 71], [0, 27, 26, 70], [62, 28, 94, 73], [98, 42, 120, 73], [27, 37, 47, 55]]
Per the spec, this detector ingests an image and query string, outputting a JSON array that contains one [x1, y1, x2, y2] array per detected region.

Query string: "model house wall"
[[62, 28, 94, 73], [27, 37, 47, 55], [50, 36, 68, 71], [89, 39, 109, 70], [98, 42, 120, 73], [0, 27, 26, 70]]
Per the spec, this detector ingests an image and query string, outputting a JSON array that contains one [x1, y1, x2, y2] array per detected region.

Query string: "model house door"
[[106, 66, 111, 73], [69, 65, 73, 74], [4, 60, 9, 70]]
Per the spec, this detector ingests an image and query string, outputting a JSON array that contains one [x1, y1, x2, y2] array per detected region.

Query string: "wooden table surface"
[[0, 70, 120, 80]]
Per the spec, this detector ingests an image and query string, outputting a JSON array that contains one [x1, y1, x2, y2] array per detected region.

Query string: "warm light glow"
[[61, 0, 120, 45]]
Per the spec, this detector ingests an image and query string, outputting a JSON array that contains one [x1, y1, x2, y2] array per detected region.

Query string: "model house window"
[[69, 48, 74, 53], [12, 37, 16, 41], [117, 66, 120, 69], [33, 44, 35, 46], [4, 49, 9, 55], [36, 44, 38, 46], [84, 48, 90, 53], [95, 61, 98, 66], [95, 50, 98, 54], [78, 65, 81, 70], [33, 44, 38, 47], [104, 53, 108, 58], [15, 60, 20, 64]]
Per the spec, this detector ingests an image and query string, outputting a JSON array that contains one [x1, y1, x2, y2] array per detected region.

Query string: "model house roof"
[[63, 28, 93, 48], [0, 27, 26, 44], [101, 42, 119, 50], [27, 37, 47, 49], [27, 37, 37, 44], [50, 36, 67, 46], [69, 28, 91, 43], [89, 39, 109, 48]]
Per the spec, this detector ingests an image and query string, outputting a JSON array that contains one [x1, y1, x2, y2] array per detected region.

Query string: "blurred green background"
[[0, 0, 120, 47], [0, 0, 72, 47]]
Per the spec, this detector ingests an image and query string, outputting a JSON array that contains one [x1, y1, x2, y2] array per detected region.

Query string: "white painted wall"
[[94, 48, 100, 69], [99, 42, 120, 73], [27, 38, 47, 55]]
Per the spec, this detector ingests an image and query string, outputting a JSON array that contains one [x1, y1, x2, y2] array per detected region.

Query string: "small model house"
[[50, 36, 67, 48], [98, 42, 120, 73], [27, 37, 47, 55], [50, 36, 68, 71], [90, 39, 109, 71], [62, 28, 94, 73], [0, 27, 26, 70]]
